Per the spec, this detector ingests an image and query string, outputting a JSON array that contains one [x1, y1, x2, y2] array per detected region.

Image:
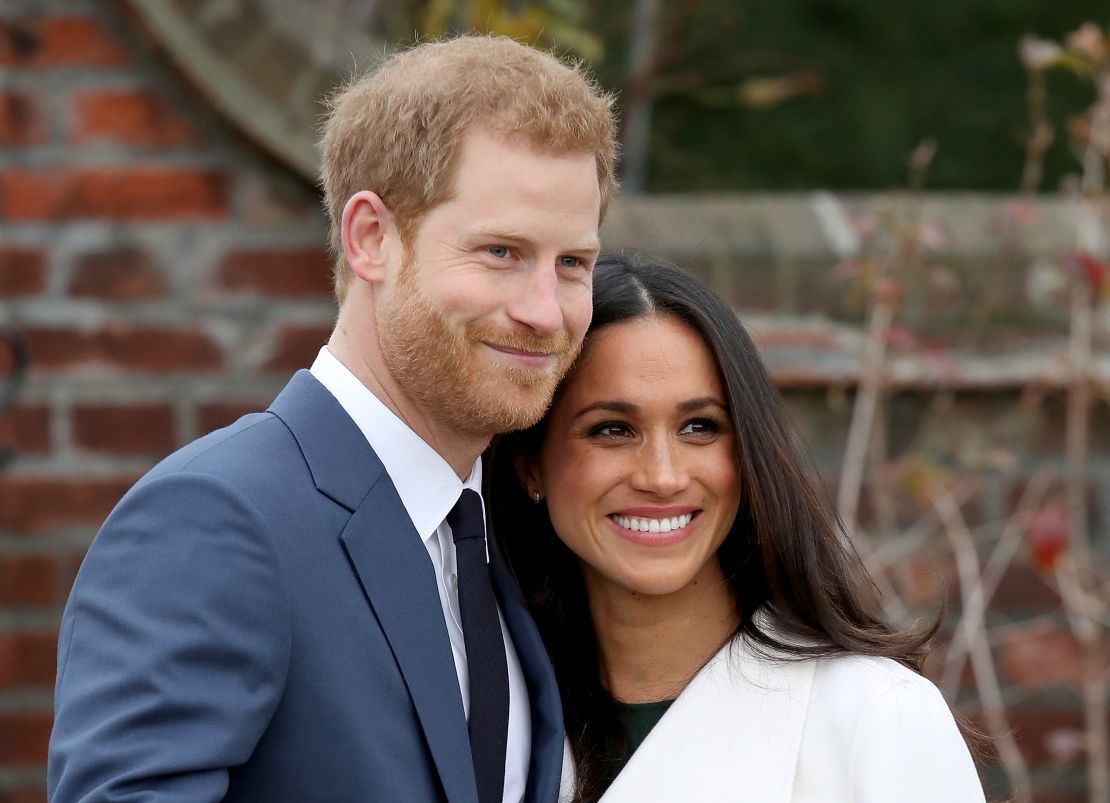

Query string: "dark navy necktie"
[[448, 489, 509, 803]]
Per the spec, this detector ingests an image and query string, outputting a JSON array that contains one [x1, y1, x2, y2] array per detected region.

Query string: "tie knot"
[[447, 488, 486, 545]]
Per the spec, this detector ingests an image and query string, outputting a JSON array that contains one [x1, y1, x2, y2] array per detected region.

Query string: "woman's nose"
[[630, 439, 688, 497]]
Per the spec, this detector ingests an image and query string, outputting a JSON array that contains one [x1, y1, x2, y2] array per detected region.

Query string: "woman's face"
[[529, 315, 741, 599]]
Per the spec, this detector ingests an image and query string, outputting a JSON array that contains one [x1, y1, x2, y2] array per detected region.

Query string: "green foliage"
[[408, 0, 1100, 191], [642, 0, 1102, 191], [416, 0, 602, 61]]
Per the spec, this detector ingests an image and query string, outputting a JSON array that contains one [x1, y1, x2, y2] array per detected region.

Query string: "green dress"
[[596, 698, 676, 789], [617, 698, 675, 754]]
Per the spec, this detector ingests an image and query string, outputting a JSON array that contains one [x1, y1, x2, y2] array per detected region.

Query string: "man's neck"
[[327, 326, 489, 480]]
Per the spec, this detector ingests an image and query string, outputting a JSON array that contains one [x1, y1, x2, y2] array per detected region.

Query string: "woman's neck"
[[585, 561, 740, 704]]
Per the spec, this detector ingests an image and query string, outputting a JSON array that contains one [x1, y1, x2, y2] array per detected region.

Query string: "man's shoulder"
[[113, 410, 325, 522], [148, 411, 296, 483]]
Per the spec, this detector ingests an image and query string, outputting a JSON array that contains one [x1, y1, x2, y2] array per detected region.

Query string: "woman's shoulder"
[[810, 652, 945, 712], [802, 652, 969, 759], [740, 616, 940, 704], [797, 654, 984, 800]]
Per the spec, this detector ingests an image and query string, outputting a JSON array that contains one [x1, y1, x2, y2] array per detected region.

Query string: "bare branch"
[[936, 491, 1034, 803]]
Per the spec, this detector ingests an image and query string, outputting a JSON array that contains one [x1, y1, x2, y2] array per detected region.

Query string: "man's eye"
[[558, 255, 582, 268], [488, 245, 511, 258]]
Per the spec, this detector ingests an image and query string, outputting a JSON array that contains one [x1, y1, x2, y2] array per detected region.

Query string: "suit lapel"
[[600, 636, 815, 803], [489, 545, 564, 803], [270, 371, 477, 803], [341, 479, 477, 803]]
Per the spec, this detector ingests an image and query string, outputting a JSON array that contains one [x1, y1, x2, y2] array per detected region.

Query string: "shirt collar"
[[309, 346, 482, 543]]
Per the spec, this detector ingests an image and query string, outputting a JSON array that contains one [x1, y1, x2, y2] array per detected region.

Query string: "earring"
[[529, 489, 543, 503]]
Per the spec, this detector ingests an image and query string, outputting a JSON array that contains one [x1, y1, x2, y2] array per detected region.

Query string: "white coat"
[[561, 636, 986, 802]]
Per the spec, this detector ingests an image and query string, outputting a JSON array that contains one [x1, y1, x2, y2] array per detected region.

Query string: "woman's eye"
[[679, 418, 721, 436], [588, 421, 632, 438], [488, 245, 511, 258]]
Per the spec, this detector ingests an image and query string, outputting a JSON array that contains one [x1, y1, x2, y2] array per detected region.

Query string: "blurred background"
[[1, 1, 1108, 801]]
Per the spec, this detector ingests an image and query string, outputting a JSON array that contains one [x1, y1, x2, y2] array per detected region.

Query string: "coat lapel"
[[341, 479, 477, 803], [269, 371, 477, 803], [600, 636, 815, 803], [490, 544, 564, 803]]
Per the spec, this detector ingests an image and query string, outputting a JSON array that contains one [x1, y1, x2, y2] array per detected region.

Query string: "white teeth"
[[611, 513, 693, 533]]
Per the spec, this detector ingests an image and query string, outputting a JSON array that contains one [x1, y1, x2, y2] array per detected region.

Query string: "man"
[[48, 36, 616, 802]]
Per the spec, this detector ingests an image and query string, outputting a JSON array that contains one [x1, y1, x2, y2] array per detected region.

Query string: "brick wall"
[[0, 2, 332, 799], [0, 2, 1106, 803]]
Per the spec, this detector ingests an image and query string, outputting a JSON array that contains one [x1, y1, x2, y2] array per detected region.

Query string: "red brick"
[[218, 248, 333, 297], [197, 402, 264, 435], [1007, 706, 1091, 767], [261, 325, 332, 373], [0, 632, 56, 688], [0, 168, 228, 221], [750, 327, 840, 350], [0, 92, 47, 146], [0, 334, 24, 381], [69, 248, 166, 300], [240, 174, 323, 225], [24, 325, 223, 373], [1001, 627, 1085, 690], [72, 404, 176, 456], [1025, 790, 1087, 803], [0, 476, 134, 532], [0, 17, 128, 68], [770, 368, 841, 390], [0, 711, 52, 767], [0, 247, 47, 297], [0, 405, 50, 455], [0, 554, 58, 606], [0, 785, 47, 803], [990, 563, 1061, 611], [69, 90, 196, 147], [61, 553, 85, 596]]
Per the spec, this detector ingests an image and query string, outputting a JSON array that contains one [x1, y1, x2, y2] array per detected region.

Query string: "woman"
[[487, 252, 985, 802]]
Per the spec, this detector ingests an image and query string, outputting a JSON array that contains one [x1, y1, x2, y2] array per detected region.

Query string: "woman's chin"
[[593, 564, 704, 599]]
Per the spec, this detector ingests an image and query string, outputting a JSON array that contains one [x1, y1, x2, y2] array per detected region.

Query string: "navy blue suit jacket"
[[48, 371, 563, 802]]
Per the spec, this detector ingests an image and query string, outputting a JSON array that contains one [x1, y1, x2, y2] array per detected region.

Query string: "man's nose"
[[506, 263, 563, 337]]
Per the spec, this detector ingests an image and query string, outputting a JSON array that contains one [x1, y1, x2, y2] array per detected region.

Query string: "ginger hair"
[[319, 35, 619, 303]]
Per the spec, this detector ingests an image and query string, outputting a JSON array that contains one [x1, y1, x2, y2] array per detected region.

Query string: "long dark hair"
[[486, 252, 936, 802]]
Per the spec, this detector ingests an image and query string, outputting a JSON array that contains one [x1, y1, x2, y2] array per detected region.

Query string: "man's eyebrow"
[[572, 239, 602, 254], [471, 230, 601, 253]]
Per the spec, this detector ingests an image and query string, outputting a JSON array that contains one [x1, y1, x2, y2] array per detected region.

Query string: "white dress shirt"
[[311, 347, 530, 803]]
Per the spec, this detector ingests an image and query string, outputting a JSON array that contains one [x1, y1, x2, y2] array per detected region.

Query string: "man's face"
[[376, 128, 601, 438]]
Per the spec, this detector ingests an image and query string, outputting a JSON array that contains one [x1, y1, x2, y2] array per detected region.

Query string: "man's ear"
[[341, 190, 398, 284]]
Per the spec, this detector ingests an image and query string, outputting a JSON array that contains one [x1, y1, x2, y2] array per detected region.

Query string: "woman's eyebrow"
[[676, 397, 727, 413], [572, 400, 637, 419], [572, 397, 726, 419]]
